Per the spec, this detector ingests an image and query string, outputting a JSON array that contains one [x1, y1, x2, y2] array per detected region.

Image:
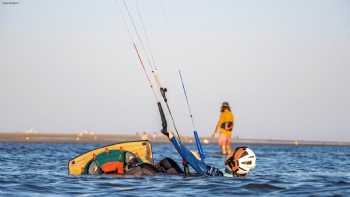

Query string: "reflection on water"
[[0, 142, 349, 196]]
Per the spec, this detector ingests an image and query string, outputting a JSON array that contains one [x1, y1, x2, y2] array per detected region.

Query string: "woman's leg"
[[226, 137, 232, 155], [221, 146, 226, 155], [219, 135, 226, 154]]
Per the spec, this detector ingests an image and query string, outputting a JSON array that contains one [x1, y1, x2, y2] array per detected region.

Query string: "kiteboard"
[[68, 140, 153, 176]]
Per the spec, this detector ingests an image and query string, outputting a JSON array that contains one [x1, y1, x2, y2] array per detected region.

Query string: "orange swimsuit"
[[216, 110, 234, 145]]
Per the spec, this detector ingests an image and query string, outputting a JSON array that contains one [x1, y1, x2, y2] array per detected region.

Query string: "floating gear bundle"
[[68, 140, 153, 176]]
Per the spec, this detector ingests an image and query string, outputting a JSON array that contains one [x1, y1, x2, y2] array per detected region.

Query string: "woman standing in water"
[[211, 102, 234, 155]]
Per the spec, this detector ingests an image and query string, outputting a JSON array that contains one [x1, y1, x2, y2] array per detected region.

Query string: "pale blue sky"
[[1, 0, 349, 141]]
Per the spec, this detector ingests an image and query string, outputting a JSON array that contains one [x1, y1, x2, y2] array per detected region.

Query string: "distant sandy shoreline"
[[0, 132, 349, 146]]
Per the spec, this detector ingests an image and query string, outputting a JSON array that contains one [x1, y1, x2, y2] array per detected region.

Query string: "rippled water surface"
[[0, 142, 349, 196]]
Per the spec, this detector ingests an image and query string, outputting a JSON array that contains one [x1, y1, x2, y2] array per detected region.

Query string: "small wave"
[[335, 180, 350, 185], [242, 183, 285, 190]]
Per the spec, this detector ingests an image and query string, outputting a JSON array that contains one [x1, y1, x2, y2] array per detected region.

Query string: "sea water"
[[0, 142, 349, 196]]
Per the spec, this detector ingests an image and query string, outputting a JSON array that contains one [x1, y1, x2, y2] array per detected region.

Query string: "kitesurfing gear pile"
[[68, 0, 257, 178], [68, 140, 184, 176]]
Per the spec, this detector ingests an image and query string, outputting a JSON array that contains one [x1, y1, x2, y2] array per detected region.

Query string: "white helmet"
[[225, 147, 256, 176]]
